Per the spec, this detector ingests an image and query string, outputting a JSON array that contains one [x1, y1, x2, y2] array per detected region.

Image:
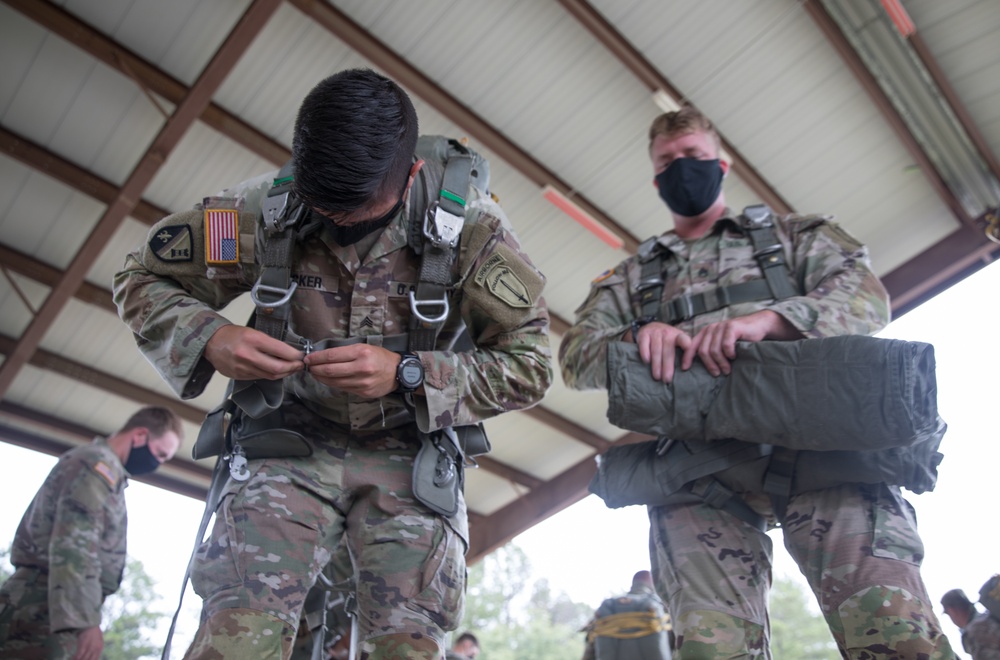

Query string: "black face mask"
[[655, 157, 724, 217], [323, 184, 408, 246], [124, 444, 161, 476]]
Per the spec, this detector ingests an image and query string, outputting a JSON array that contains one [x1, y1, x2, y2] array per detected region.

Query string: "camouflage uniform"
[[113, 165, 551, 658], [0, 438, 128, 658], [560, 209, 954, 659], [962, 611, 1000, 659]]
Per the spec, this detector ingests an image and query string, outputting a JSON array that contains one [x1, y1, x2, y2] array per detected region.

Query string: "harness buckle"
[[424, 206, 464, 248], [409, 291, 449, 324], [741, 204, 773, 229], [637, 275, 664, 290], [250, 280, 298, 310], [261, 192, 307, 234], [672, 295, 695, 321]]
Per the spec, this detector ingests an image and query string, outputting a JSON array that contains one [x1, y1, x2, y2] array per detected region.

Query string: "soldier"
[[113, 68, 551, 658], [0, 406, 182, 660], [446, 631, 480, 659], [581, 570, 671, 660], [941, 587, 1000, 659], [559, 105, 954, 658]]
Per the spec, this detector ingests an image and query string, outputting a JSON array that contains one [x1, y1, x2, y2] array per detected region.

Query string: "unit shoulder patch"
[[475, 253, 532, 308], [592, 268, 615, 284], [150, 224, 193, 262], [204, 209, 240, 265]]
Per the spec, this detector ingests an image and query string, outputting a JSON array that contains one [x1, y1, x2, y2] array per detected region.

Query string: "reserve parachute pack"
[[591, 206, 946, 527], [585, 591, 672, 660]]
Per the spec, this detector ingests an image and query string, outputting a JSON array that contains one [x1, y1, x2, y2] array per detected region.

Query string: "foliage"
[[769, 574, 839, 660], [101, 556, 168, 660], [460, 544, 589, 660]]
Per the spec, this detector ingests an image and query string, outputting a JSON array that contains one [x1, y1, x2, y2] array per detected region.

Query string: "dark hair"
[[941, 588, 974, 613], [118, 406, 184, 441], [292, 68, 418, 216], [455, 632, 479, 646]]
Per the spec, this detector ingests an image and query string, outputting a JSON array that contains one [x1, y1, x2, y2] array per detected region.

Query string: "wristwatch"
[[395, 352, 424, 393]]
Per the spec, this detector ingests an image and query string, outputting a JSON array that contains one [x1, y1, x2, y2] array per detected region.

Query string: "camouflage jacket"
[[963, 611, 1000, 660], [560, 208, 890, 390], [114, 169, 552, 433], [9, 438, 127, 631]]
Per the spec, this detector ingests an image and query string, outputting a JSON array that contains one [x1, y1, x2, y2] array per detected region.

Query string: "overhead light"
[[823, 0, 1000, 219], [652, 89, 681, 114], [542, 185, 624, 250]]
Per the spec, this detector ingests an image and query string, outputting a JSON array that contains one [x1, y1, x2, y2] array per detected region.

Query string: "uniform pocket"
[[869, 484, 924, 566], [411, 520, 467, 631]]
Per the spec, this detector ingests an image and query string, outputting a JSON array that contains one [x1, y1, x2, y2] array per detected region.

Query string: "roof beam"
[[467, 432, 649, 562], [556, 0, 794, 216], [286, 0, 640, 254], [0, 403, 209, 501], [803, 0, 973, 227], [0, 127, 166, 225], [0, 0, 283, 400], [2, 0, 291, 166]]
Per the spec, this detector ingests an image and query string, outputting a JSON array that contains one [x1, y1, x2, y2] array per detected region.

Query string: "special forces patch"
[[150, 225, 193, 262], [474, 253, 532, 308]]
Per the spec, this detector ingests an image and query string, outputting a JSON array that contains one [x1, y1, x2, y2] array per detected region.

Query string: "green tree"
[[769, 574, 839, 660], [101, 556, 167, 660], [460, 544, 588, 660]]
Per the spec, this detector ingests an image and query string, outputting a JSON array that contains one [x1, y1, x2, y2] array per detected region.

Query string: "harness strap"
[[161, 455, 230, 660], [762, 445, 798, 522], [409, 146, 473, 351], [741, 204, 798, 301], [689, 477, 768, 532], [660, 279, 775, 324]]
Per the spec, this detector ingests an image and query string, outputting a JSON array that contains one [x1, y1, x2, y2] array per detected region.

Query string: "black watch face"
[[399, 359, 423, 388]]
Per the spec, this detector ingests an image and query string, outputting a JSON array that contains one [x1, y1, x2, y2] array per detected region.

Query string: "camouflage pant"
[[0, 568, 78, 659], [648, 482, 956, 659], [184, 406, 468, 660]]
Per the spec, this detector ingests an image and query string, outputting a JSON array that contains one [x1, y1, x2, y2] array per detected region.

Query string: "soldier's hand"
[[305, 344, 402, 398], [683, 309, 800, 376], [72, 626, 103, 660], [630, 321, 693, 384], [204, 325, 305, 380]]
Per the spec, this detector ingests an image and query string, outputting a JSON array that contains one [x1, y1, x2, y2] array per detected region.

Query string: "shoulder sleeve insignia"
[[474, 253, 533, 308], [205, 209, 240, 265], [592, 268, 615, 284], [92, 461, 118, 488], [150, 224, 193, 262]]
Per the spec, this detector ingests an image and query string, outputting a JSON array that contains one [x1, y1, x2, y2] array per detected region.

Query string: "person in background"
[[447, 631, 481, 659], [0, 406, 183, 660], [942, 587, 1000, 659]]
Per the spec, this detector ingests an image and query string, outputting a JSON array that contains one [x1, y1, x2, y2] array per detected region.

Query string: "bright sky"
[[1, 258, 998, 656]]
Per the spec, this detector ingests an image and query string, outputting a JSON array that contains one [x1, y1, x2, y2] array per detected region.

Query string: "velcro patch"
[[149, 224, 193, 262], [474, 253, 532, 308], [93, 461, 117, 488], [205, 209, 239, 264]]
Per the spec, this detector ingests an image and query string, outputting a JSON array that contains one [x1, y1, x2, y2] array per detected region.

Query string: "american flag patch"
[[205, 209, 239, 264], [93, 461, 117, 488]]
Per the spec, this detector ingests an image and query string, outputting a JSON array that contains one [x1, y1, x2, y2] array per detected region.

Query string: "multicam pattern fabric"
[[559, 209, 889, 389], [0, 438, 127, 657], [560, 209, 954, 658], [962, 611, 1000, 659], [114, 166, 551, 657]]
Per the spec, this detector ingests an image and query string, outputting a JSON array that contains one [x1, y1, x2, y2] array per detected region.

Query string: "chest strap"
[[636, 204, 798, 322]]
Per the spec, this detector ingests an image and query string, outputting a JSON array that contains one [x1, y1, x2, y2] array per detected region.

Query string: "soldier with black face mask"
[[560, 105, 955, 659], [0, 406, 182, 660]]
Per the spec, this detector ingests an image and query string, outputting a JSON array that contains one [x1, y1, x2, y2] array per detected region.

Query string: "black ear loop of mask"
[[320, 175, 411, 246]]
